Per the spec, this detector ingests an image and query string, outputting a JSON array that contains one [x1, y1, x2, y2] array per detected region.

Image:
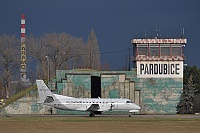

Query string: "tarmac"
[[1, 114, 200, 119]]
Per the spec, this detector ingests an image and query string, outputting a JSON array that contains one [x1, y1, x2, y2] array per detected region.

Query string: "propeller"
[[110, 103, 114, 111]]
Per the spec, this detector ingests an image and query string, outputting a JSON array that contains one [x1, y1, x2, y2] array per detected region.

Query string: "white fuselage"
[[36, 79, 141, 115], [44, 94, 141, 112]]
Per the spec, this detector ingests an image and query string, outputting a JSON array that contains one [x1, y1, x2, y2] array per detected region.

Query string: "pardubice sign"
[[137, 61, 183, 78]]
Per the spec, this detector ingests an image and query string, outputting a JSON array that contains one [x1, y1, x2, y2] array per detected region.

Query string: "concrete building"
[[1, 37, 187, 115], [131, 38, 186, 114], [47, 37, 187, 114]]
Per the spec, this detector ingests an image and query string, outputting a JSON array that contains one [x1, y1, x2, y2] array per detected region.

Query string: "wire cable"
[[72, 49, 129, 56]]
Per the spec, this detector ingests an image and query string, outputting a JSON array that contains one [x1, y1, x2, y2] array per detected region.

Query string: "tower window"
[[137, 44, 148, 56], [149, 44, 159, 56], [172, 44, 182, 56], [160, 44, 170, 56]]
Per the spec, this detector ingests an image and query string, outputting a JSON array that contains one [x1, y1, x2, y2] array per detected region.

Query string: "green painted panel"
[[109, 89, 120, 98], [51, 69, 183, 114], [67, 75, 91, 90], [57, 82, 63, 94]]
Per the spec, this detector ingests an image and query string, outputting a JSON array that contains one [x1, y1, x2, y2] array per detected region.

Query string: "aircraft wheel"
[[129, 114, 131, 117], [90, 112, 95, 117]]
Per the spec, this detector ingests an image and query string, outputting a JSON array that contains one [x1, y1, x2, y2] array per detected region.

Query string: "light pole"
[[128, 46, 132, 71], [46, 56, 50, 81]]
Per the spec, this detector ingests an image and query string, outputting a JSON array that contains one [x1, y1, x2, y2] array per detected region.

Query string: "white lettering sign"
[[137, 61, 183, 78]]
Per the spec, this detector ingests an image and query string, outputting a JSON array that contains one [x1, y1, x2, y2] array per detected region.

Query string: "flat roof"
[[132, 39, 187, 44]]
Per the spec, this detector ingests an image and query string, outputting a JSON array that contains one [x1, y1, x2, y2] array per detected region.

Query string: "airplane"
[[36, 80, 141, 117]]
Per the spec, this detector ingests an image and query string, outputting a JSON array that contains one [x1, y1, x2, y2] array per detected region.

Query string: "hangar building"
[[2, 37, 187, 115]]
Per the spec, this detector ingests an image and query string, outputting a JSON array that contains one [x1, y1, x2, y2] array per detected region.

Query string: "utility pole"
[[46, 56, 50, 82]]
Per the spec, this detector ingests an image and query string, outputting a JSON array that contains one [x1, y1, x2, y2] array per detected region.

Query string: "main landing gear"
[[89, 111, 95, 117]]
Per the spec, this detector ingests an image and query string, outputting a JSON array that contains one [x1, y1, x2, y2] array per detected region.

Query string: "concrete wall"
[[0, 90, 52, 115], [136, 78, 182, 114], [0, 69, 182, 115], [54, 69, 182, 114]]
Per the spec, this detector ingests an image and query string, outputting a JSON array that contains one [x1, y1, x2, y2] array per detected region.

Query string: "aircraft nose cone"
[[136, 105, 141, 110], [134, 104, 141, 110]]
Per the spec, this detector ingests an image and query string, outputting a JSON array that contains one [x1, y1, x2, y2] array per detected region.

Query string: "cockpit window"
[[126, 101, 133, 103], [44, 96, 54, 103]]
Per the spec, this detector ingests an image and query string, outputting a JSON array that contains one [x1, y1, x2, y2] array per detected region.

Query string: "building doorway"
[[91, 76, 101, 114]]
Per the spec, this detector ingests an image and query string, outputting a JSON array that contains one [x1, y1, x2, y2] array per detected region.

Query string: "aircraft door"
[[126, 101, 131, 109], [91, 76, 101, 98], [91, 76, 101, 114]]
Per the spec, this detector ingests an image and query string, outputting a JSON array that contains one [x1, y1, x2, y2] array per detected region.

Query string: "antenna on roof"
[[182, 28, 185, 38], [180, 25, 182, 37], [159, 26, 161, 37], [155, 24, 159, 39], [180, 25, 185, 38]]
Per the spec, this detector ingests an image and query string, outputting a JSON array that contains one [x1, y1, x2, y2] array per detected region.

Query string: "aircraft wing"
[[76, 104, 111, 112], [87, 104, 100, 111], [87, 104, 110, 112]]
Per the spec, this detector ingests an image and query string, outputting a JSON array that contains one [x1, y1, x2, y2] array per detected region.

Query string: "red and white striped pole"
[[21, 14, 25, 38], [20, 14, 27, 81]]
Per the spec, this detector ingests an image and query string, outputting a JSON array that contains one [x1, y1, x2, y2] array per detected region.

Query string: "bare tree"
[[0, 35, 20, 98], [100, 62, 111, 71], [69, 38, 85, 69], [26, 67, 36, 86], [27, 35, 47, 80], [27, 33, 85, 79], [42, 33, 83, 76], [83, 29, 100, 70], [0, 82, 5, 98]]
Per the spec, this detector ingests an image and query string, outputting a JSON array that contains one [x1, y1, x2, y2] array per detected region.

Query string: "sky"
[[0, 0, 200, 70]]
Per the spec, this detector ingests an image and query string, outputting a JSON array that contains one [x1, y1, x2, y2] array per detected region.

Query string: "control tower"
[[131, 36, 187, 114], [132, 38, 187, 78]]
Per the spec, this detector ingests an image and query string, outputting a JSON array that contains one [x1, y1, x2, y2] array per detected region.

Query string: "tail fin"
[[36, 80, 52, 103]]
